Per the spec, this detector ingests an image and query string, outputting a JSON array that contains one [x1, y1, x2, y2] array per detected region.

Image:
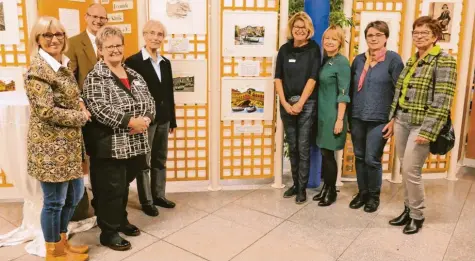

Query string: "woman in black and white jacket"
[[82, 26, 155, 251]]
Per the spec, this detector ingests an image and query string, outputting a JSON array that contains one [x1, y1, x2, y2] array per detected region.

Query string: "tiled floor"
[[1, 167, 475, 261]]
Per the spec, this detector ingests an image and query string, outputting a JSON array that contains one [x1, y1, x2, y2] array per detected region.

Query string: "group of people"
[[23, 4, 457, 260], [278, 12, 456, 235], [25, 4, 177, 260]]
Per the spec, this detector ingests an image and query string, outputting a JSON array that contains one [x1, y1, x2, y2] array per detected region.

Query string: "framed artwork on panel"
[[0, 67, 24, 92], [148, 0, 207, 35], [358, 11, 401, 53], [222, 11, 278, 57], [221, 77, 274, 121], [421, 0, 462, 51], [0, 0, 21, 45], [171, 59, 207, 104]]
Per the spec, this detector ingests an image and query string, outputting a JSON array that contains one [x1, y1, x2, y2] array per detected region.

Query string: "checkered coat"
[[82, 61, 155, 159], [388, 47, 457, 142]]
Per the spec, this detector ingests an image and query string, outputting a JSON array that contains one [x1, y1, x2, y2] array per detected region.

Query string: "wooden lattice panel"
[[220, 0, 278, 179], [0, 0, 29, 66], [414, 0, 468, 172], [343, 0, 405, 177], [166, 105, 208, 180], [0, 0, 28, 188], [350, 0, 405, 61], [157, 0, 209, 181]]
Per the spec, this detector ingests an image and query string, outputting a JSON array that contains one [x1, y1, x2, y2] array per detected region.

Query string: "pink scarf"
[[357, 48, 387, 92]]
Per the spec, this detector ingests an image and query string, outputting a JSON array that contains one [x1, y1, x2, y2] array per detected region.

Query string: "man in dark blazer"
[[125, 20, 177, 217]]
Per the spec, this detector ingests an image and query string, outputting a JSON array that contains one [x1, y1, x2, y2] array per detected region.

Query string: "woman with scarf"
[[348, 21, 404, 212]]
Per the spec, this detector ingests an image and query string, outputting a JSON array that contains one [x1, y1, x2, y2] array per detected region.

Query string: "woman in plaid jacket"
[[386, 16, 457, 234]]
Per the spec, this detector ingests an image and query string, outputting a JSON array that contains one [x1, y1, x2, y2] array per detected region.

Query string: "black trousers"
[[321, 148, 337, 186], [89, 155, 145, 238]]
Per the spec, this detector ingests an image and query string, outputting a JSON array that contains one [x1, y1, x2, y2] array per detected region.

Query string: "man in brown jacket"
[[66, 3, 108, 90], [66, 3, 107, 221]]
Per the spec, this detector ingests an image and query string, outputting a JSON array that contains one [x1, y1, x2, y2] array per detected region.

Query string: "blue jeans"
[[350, 119, 388, 193], [280, 100, 317, 189], [40, 178, 84, 243]]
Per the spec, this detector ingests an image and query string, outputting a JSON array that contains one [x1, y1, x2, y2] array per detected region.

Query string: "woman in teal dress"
[[312, 26, 351, 206]]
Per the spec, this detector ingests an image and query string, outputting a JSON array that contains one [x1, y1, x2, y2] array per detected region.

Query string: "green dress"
[[316, 54, 351, 150]]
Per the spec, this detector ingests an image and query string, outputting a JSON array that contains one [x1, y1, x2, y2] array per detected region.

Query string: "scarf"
[[357, 48, 387, 92]]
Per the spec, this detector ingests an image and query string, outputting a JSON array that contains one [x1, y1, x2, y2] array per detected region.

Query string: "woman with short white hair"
[[82, 25, 155, 251], [25, 16, 89, 261]]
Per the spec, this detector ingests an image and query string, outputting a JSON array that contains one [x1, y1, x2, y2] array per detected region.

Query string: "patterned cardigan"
[[388, 46, 457, 141], [82, 61, 156, 159]]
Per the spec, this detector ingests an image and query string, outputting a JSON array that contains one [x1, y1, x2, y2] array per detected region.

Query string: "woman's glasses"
[[41, 32, 65, 41]]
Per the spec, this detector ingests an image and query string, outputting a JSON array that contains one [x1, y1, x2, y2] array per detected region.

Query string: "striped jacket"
[[388, 46, 457, 142]]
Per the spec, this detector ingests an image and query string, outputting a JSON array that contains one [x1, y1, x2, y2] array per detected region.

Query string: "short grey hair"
[[143, 19, 167, 36], [95, 26, 124, 50]]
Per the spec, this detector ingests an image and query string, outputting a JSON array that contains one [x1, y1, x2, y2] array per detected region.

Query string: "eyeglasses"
[[146, 31, 165, 37], [366, 33, 386, 39], [412, 31, 432, 37], [293, 26, 308, 32], [41, 32, 65, 41], [103, 44, 124, 52], [86, 13, 108, 23]]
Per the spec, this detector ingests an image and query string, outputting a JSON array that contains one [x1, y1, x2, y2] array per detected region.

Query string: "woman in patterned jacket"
[[82, 26, 155, 251], [386, 16, 457, 234], [25, 17, 89, 261]]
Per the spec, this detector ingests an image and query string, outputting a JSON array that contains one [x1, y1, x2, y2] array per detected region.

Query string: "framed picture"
[[358, 11, 401, 53], [221, 77, 274, 121], [148, 0, 207, 35], [421, 0, 462, 51], [222, 11, 278, 57], [0, 0, 20, 45], [0, 67, 24, 92], [171, 60, 207, 104]]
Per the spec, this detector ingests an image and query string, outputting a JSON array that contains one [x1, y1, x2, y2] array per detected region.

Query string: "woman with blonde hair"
[[275, 11, 321, 204], [25, 16, 90, 261], [312, 25, 351, 206]]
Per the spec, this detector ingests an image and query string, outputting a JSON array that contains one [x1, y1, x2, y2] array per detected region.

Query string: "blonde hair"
[[28, 16, 69, 57], [95, 25, 124, 50], [321, 25, 346, 56], [287, 12, 315, 40], [143, 19, 167, 36]]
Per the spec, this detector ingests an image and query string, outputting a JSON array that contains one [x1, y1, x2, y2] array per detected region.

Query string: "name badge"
[[289, 59, 296, 63]]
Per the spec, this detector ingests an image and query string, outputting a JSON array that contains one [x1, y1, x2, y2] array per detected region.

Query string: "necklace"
[[327, 53, 339, 66]]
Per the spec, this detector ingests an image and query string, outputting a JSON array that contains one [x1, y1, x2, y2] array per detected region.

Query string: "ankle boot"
[[295, 187, 307, 204], [389, 206, 411, 226], [318, 185, 337, 206], [349, 190, 367, 209], [403, 218, 425, 234], [60, 233, 89, 261], [312, 183, 328, 201], [45, 242, 67, 261], [283, 185, 297, 198], [364, 190, 380, 213]]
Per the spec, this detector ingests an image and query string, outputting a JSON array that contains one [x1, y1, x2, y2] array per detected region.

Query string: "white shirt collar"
[[86, 28, 96, 43], [39, 48, 70, 72], [141, 47, 163, 63]]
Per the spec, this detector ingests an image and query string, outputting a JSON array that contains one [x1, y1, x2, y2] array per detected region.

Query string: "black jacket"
[[125, 51, 177, 128]]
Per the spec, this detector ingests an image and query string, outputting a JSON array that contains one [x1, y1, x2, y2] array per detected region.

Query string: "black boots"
[[318, 185, 337, 206], [312, 183, 328, 201], [389, 206, 411, 226], [349, 190, 367, 209], [296, 187, 307, 204], [364, 190, 380, 213], [403, 218, 425, 234], [283, 185, 297, 198]]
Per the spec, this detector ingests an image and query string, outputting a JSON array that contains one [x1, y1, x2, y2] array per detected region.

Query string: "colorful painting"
[[234, 25, 265, 46], [230, 87, 264, 114], [173, 75, 195, 92], [0, 78, 15, 92], [171, 60, 207, 104]]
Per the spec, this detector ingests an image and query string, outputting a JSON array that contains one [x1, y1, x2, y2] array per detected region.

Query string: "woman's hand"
[[79, 101, 92, 122], [283, 102, 297, 115], [128, 117, 149, 134], [382, 119, 395, 139], [291, 101, 304, 114], [334, 119, 343, 135], [415, 136, 430, 144]]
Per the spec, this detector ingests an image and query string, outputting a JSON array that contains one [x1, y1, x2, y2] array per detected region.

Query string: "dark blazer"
[[82, 61, 156, 159], [125, 51, 177, 128]]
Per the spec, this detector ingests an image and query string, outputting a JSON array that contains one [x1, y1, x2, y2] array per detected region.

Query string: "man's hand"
[[169, 128, 175, 134]]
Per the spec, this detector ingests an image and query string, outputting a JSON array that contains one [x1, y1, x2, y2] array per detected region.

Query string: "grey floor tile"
[[165, 214, 264, 261], [338, 242, 416, 261], [0, 202, 23, 226], [443, 235, 475, 261], [231, 231, 334, 261], [123, 240, 207, 261]]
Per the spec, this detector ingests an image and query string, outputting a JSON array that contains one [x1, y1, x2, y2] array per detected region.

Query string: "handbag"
[[428, 55, 455, 155]]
